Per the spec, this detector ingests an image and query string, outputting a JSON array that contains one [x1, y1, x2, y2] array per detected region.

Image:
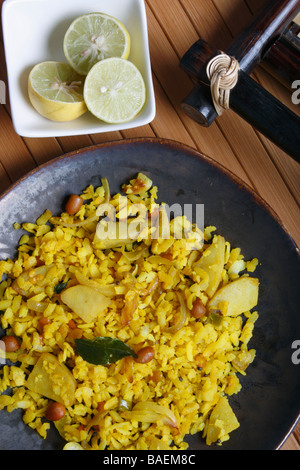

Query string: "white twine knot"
[[206, 53, 240, 115]]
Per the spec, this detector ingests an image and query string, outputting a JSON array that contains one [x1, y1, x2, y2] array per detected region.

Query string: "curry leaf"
[[54, 281, 68, 294], [75, 336, 138, 365]]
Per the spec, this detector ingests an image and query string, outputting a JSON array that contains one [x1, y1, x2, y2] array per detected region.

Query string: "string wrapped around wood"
[[206, 53, 240, 115]]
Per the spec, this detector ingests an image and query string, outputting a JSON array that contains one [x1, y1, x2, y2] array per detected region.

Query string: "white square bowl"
[[1, 0, 156, 137]]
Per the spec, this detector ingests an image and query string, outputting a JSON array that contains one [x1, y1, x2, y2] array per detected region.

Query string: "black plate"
[[0, 138, 299, 450]]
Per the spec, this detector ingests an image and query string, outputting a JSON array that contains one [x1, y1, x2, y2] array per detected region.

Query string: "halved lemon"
[[28, 61, 87, 121], [83, 57, 146, 124], [63, 12, 131, 76]]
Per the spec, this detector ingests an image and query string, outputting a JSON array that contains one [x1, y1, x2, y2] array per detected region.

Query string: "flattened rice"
[[0, 174, 259, 450]]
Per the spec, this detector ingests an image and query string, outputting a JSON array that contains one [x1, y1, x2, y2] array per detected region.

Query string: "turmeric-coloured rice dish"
[[0, 174, 259, 450]]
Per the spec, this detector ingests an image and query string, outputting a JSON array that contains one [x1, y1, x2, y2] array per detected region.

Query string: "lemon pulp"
[[63, 12, 131, 76], [28, 61, 87, 122], [83, 57, 146, 124]]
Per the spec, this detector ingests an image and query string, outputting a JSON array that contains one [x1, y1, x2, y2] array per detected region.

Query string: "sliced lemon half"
[[63, 12, 131, 76], [83, 57, 146, 124], [28, 61, 87, 122]]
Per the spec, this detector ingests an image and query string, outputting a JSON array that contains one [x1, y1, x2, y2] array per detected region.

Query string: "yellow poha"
[[0, 174, 259, 450]]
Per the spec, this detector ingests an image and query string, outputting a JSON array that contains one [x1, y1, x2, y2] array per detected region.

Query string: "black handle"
[[181, 72, 300, 162], [227, 0, 300, 73], [230, 71, 300, 162]]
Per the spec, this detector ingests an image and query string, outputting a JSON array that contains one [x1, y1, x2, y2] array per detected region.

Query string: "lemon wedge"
[[63, 12, 131, 76], [83, 57, 146, 124], [28, 61, 87, 121]]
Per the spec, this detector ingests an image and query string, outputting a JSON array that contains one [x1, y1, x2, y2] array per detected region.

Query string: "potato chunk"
[[205, 396, 240, 445], [197, 235, 225, 297], [93, 220, 133, 250], [61, 285, 111, 323], [208, 276, 259, 316], [26, 352, 76, 406]]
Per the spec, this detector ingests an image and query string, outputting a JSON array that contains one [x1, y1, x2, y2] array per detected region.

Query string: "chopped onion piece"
[[74, 270, 116, 297], [164, 292, 187, 334], [123, 401, 177, 428]]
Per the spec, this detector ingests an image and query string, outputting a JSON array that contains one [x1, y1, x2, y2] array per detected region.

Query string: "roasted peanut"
[[65, 194, 83, 215], [191, 298, 206, 319], [135, 346, 155, 364], [45, 402, 66, 421], [1, 335, 20, 352]]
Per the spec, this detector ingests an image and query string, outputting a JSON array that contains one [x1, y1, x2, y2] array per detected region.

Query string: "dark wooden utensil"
[[180, 0, 300, 162], [262, 21, 300, 86]]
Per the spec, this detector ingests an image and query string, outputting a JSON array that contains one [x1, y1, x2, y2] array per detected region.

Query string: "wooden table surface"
[[0, 0, 299, 450]]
